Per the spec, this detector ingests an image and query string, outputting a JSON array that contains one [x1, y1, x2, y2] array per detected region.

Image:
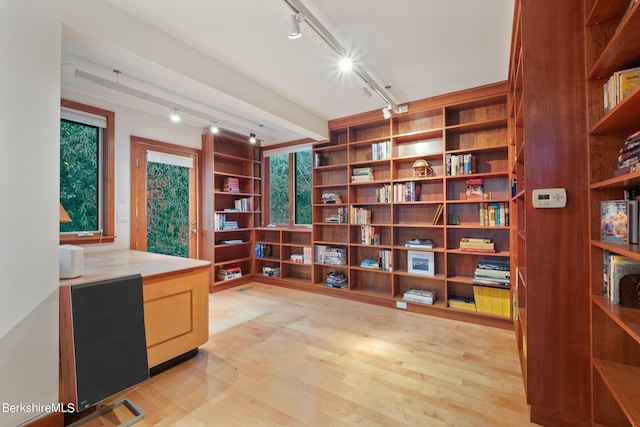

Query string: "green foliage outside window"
[[269, 154, 290, 224], [146, 162, 190, 258], [295, 151, 312, 224], [60, 120, 99, 232]]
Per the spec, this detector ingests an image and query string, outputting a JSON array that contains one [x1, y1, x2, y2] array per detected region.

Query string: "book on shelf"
[[432, 204, 444, 225], [303, 246, 312, 264], [314, 152, 326, 167], [445, 153, 475, 176], [459, 237, 496, 253], [603, 66, 640, 114], [403, 289, 436, 305], [405, 238, 435, 248], [448, 296, 476, 311], [465, 178, 484, 200], [478, 202, 509, 227], [325, 207, 348, 223], [262, 266, 280, 277], [315, 245, 347, 265], [218, 267, 242, 281], [255, 243, 273, 258], [393, 182, 421, 202], [234, 197, 252, 211], [473, 286, 510, 317], [360, 225, 381, 245], [223, 177, 240, 193], [350, 206, 372, 224], [321, 192, 343, 204], [604, 252, 640, 304], [601, 200, 638, 244], [351, 167, 374, 182], [290, 254, 305, 263], [325, 271, 348, 288], [371, 140, 390, 160], [473, 257, 510, 286], [222, 239, 243, 244]]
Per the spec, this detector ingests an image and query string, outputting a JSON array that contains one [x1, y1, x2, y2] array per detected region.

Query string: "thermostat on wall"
[[532, 188, 567, 208]]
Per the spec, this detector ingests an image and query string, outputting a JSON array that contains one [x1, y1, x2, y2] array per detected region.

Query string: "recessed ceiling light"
[[339, 56, 353, 72]]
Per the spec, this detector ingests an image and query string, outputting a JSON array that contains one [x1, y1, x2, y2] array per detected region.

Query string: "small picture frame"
[[408, 250, 435, 276]]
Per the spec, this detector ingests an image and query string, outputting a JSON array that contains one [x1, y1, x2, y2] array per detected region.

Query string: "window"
[[60, 99, 115, 244], [264, 143, 312, 226]]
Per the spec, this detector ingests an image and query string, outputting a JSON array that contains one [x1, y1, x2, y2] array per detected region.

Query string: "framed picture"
[[408, 250, 435, 276]]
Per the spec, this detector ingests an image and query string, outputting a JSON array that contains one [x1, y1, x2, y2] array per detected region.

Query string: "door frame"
[[130, 136, 202, 258]]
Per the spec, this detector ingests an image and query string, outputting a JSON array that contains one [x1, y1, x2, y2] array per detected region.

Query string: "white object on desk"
[[59, 244, 83, 279]]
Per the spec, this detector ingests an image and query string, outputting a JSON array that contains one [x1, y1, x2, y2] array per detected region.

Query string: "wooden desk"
[[60, 250, 211, 368]]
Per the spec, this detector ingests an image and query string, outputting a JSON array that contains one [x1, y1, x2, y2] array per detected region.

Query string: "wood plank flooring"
[[82, 283, 535, 426]]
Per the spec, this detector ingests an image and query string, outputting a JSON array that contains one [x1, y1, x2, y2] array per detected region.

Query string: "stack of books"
[[615, 129, 640, 176], [222, 239, 243, 244], [223, 177, 240, 193], [325, 271, 348, 288], [290, 254, 305, 263], [214, 213, 239, 230], [218, 267, 242, 281], [351, 167, 374, 183], [472, 257, 510, 286], [459, 237, 495, 253], [262, 266, 280, 277], [321, 192, 342, 204], [315, 245, 347, 265], [448, 296, 476, 312], [325, 207, 348, 223], [360, 249, 391, 271], [403, 289, 436, 305], [405, 238, 434, 248], [360, 258, 380, 269]]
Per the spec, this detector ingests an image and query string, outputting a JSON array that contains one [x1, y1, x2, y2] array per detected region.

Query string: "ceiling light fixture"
[[169, 108, 181, 123], [382, 106, 391, 120], [209, 123, 220, 134], [288, 13, 304, 39], [282, 0, 407, 117], [249, 133, 257, 143], [74, 68, 266, 143], [339, 56, 353, 72]]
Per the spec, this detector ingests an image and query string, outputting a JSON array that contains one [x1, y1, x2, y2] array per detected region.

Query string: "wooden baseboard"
[[22, 411, 63, 427]]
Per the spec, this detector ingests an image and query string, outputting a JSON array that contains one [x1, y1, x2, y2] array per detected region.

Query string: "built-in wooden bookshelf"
[[308, 83, 513, 328], [586, 0, 640, 425], [202, 133, 261, 291], [254, 227, 312, 285]]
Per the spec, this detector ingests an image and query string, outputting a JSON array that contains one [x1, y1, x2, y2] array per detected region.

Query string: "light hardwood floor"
[[85, 283, 535, 427]]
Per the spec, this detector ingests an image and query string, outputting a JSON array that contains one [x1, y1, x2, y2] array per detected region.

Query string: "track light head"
[[249, 133, 257, 143], [339, 56, 353, 72], [169, 108, 181, 123], [288, 13, 303, 39], [209, 123, 220, 134], [382, 106, 391, 120]]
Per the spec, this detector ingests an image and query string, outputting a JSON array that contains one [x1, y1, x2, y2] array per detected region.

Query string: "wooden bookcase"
[[254, 227, 312, 285], [202, 133, 261, 291], [309, 83, 513, 328], [585, 0, 640, 425], [511, 0, 592, 425]]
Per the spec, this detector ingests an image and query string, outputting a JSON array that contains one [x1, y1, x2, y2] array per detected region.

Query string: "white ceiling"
[[60, 0, 515, 146]]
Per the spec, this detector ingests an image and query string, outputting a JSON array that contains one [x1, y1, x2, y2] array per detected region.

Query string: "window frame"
[[263, 141, 313, 228], [60, 99, 115, 245]]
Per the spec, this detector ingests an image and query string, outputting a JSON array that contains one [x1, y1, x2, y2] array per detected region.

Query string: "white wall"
[[0, 1, 62, 426], [61, 90, 203, 253]]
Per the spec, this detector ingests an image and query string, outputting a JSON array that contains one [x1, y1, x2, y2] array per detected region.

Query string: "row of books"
[[472, 257, 510, 286], [446, 153, 475, 176], [218, 267, 242, 281], [360, 249, 392, 271], [227, 197, 252, 212], [479, 202, 509, 227], [603, 251, 640, 306], [223, 177, 240, 193], [325, 271, 348, 288], [371, 140, 391, 161], [603, 66, 640, 114], [255, 243, 273, 258], [214, 213, 239, 230], [473, 286, 510, 317], [351, 167, 374, 183], [403, 289, 436, 305], [350, 207, 372, 224], [614, 129, 640, 176], [393, 182, 421, 202], [376, 184, 392, 203], [315, 245, 347, 265], [601, 200, 638, 244], [360, 225, 381, 245], [460, 237, 496, 253], [325, 207, 349, 223]]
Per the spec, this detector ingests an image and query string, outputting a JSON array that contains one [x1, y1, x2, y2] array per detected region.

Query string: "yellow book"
[[617, 67, 640, 102]]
